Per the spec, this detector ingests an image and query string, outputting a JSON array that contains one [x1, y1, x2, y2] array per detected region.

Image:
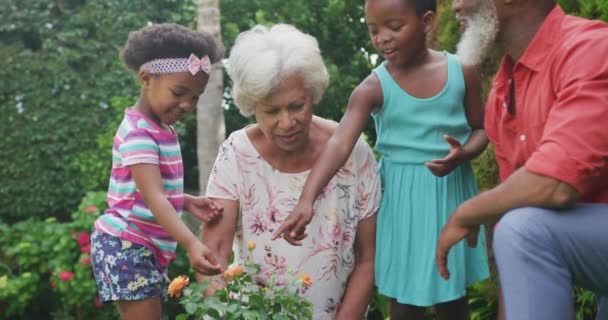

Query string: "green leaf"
[[185, 302, 198, 314]]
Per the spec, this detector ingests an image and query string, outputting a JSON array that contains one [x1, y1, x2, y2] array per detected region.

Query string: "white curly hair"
[[227, 24, 329, 117]]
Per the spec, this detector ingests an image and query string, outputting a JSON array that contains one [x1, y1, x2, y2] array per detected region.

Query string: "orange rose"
[[300, 273, 312, 287], [247, 241, 256, 251], [223, 268, 234, 280], [233, 265, 244, 276], [168, 275, 189, 298], [224, 265, 245, 281]]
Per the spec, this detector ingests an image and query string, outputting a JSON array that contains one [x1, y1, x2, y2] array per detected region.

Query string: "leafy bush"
[[0, 191, 197, 319], [171, 242, 313, 320], [575, 287, 597, 320], [0, 0, 197, 222], [0, 191, 115, 319]]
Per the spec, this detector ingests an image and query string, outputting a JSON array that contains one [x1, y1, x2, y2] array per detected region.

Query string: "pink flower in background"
[[80, 244, 91, 254], [81, 256, 91, 265], [59, 271, 74, 282], [76, 232, 90, 246], [84, 205, 98, 213], [76, 232, 91, 253]]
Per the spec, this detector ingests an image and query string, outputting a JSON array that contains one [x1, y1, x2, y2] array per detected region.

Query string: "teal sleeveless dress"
[[373, 52, 489, 306]]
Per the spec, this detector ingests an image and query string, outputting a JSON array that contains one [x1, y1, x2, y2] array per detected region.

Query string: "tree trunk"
[[188, 0, 224, 232]]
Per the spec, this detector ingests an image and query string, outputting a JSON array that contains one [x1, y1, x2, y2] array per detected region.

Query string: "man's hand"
[[185, 195, 223, 223], [436, 216, 478, 280], [425, 135, 465, 177], [465, 225, 480, 248], [271, 201, 313, 245]]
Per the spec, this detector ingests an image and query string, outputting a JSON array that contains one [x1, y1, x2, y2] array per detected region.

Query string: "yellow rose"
[[247, 241, 256, 251]]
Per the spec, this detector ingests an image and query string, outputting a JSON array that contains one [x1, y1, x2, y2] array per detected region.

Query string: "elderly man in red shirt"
[[437, 1, 608, 319]]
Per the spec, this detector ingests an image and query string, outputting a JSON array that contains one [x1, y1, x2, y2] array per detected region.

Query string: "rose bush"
[[170, 243, 313, 320], [0, 192, 117, 319]]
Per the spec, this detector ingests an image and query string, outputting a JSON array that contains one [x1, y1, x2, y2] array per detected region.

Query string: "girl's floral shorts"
[[90, 230, 169, 303]]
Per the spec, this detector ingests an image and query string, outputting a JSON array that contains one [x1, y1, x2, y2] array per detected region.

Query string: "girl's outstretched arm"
[[425, 64, 488, 176], [273, 74, 383, 245], [131, 163, 223, 275], [198, 198, 239, 295]]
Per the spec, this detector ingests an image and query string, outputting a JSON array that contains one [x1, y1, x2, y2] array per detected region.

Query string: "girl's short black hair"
[[120, 23, 224, 73], [410, 0, 436, 15]]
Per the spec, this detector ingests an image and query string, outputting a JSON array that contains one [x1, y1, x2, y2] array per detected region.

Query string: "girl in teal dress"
[[273, 0, 490, 319]]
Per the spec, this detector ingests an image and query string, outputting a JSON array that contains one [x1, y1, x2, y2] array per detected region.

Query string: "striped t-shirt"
[[94, 108, 184, 267]]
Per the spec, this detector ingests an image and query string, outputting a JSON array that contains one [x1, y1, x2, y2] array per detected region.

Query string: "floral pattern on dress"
[[206, 129, 381, 320]]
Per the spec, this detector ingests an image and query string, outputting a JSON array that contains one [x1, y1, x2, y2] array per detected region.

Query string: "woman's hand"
[[272, 200, 313, 246], [186, 240, 223, 275], [185, 195, 223, 223], [425, 135, 465, 177]]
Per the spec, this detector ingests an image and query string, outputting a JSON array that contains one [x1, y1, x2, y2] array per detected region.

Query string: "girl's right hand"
[[425, 135, 465, 177], [271, 200, 312, 246], [186, 241, 223, 275]]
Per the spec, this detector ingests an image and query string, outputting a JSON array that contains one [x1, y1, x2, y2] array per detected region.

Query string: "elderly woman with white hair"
[[199, 24, 381, 320]]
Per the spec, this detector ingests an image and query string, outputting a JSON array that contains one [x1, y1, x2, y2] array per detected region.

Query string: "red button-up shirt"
[[485, 6, 608, 203]]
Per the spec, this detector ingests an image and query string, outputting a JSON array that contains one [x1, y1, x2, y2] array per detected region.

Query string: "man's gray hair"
[[227, 24, 329, 117]]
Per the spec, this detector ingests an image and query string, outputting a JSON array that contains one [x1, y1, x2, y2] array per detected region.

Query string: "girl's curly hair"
[[120, 23, 223, 73]]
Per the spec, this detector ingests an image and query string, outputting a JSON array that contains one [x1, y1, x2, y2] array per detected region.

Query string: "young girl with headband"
[[91, 23, 224, 319]]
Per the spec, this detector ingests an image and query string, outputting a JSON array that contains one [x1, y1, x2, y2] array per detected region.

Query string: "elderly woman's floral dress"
[[206, 128, 381, 320]]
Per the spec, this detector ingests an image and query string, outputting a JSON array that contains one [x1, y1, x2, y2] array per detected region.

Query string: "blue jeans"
[[493, 204, 608, 320]]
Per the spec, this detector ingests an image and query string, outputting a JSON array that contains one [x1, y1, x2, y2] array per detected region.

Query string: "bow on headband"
[[187, 54, 211, 75]]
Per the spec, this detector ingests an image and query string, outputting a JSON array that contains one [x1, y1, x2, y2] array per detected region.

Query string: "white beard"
[[456, 2, 499, 66]]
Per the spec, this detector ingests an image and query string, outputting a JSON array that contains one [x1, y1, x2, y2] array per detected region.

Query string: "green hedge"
[[0, 192, 115, 319], [0, 191, 193, 319], [0, 0, 197, 223]]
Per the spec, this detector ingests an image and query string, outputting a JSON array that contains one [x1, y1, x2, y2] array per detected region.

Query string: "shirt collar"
[[517, 5, 565, 72], [492, 55, 514, 87]]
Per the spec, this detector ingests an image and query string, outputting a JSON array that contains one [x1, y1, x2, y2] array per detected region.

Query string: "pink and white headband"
[[140, 53, 211, 76]]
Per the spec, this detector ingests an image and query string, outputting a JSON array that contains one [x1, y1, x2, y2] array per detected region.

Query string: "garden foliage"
[[0, 0, 197, 222], [171, 243, 314, 320], [1, 0, 607, 318], [0, 192, 116, 319]]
